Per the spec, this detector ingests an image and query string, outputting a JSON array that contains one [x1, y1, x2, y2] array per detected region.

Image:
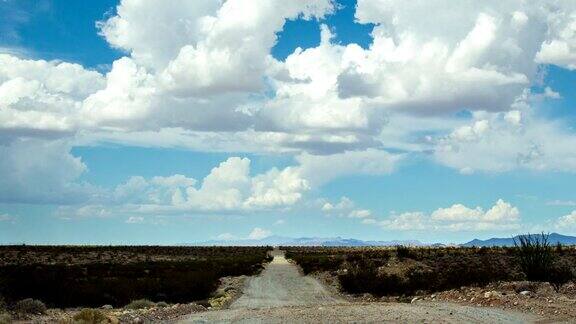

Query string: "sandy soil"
[[179, 250, 536, 323]]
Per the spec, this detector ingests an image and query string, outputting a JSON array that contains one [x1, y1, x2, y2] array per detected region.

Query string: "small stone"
[[411, 297, 419, 304], [101, 304, 113, 310], [484, 291, 501, 299], [519, 291, 531, 296]]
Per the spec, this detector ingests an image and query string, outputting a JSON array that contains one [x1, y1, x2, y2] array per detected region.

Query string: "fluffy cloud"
[[99, 0, 332, 70], [0, 54, 104, 134], [340, 8, 535, 113], [433, 106, 576, 173], [247, 227, 272, 240], [321, 196, 372, 219], [81, 57, 157, 126], [297, 149, 402, 186], [159, 0, 334, 96], [256, 1, 576, 156], [83, 0, 338, 136], [556, 211, 576, 229], [0, 139, 97, 204], [3, 0, 576, 221], [535, 8, 576, 70], [431, 199, 519, 224], [261, 25, 373, 135], [60, 156, 309, 217], [98, 0, 224, 70], [375, 200, 520, 231], [3, 0, 576, 158], [92, 0, 336, 133], [321, 196, 354, 212], [173, 157, 308, 211]]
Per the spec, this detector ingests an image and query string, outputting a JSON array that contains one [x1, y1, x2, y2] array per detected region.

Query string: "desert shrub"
[[340, 264, 436, 296], [288, 246, 524, 296], [0, 312, 10, 324], [338, 263, 379, 294], [156, 301, 168, 308], [124, 299, 155, 310], [395, 245, 414, 259], [0, 246, 270, 308], [73, 308, 109, 324], [556, 242, 563, 254], [548, 261, 574, 292], [287, 253, 344, 274], [405, 266, 436, 292], [514, 233, 554, 281], [14, 298, 46, 315]]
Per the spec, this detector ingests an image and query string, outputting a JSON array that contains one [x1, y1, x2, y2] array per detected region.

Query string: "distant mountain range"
[[188, 235, 424, 247], [185, 233, 576, 247], [461, 233, 576, 247]]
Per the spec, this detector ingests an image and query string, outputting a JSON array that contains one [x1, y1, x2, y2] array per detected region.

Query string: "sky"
[[1, 0, 576, 245]]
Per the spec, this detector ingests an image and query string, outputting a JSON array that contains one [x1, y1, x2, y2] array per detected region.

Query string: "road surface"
[[180, 250, 536, 323], [230, 249, 340, 309]]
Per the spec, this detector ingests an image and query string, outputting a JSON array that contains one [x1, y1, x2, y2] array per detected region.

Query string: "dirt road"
[[230, 249, 340, 309], [180, 250, 536, 323]]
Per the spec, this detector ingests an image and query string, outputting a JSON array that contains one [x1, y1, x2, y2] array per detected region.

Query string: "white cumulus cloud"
[[247, 227, 272, 240], [376, 200, 520, 231], [556, 211, 576, 230]]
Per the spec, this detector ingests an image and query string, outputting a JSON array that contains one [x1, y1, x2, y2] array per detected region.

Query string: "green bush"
[[339, 262, 379, 294], [514, 233, 554, 281], [14, 298, 46, 315], [395, 245, 414, 259], [73, 308, 109, 324], [548, 261, 574, 292], [124, 299, 155, 310]]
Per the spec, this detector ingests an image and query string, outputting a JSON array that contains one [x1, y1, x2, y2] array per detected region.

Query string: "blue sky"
[[1, 0, 576, 244]]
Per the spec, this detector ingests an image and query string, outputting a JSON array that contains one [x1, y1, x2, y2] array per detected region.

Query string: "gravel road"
[[180, 250, 537, 323], [230, 250, 341, 309]]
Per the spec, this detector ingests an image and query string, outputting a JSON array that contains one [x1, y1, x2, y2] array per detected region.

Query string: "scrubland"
[[0, 246, 271, 309]]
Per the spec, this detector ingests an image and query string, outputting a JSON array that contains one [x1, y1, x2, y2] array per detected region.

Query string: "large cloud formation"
[[371, 199, 521, 232], [1, 0, 576, 217]]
